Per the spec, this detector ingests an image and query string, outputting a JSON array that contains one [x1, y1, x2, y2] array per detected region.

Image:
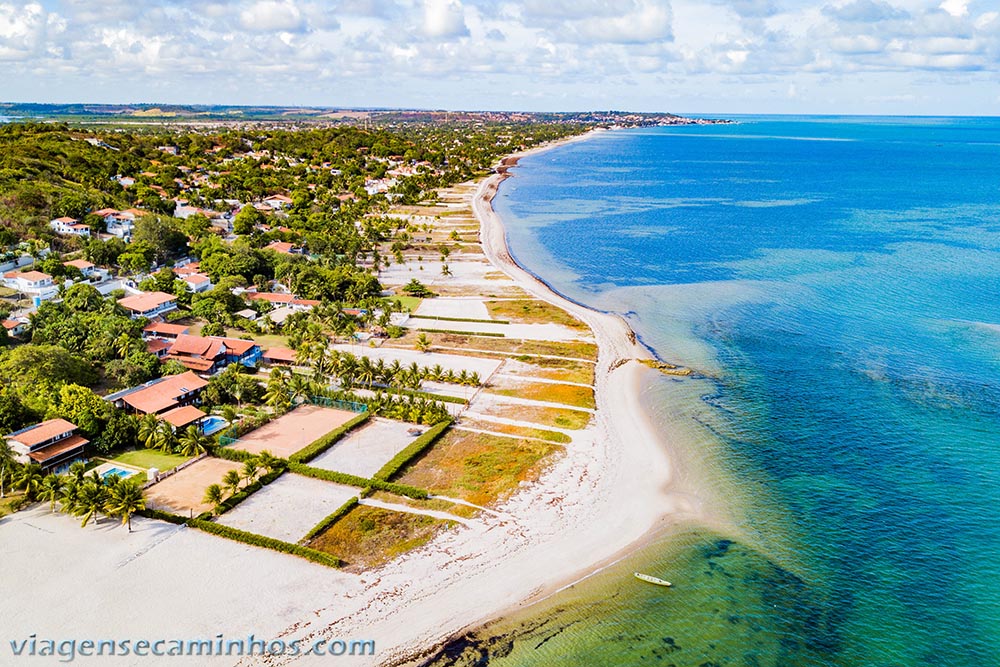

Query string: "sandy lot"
[[144, 457, 243, 515], [415, 297, 491, 320], [307, 418, 423, 478], [330, 344, 502, 379], [230, 404, 358, 458], [216, 474, 360, 542], [405, 315, 585, 341]]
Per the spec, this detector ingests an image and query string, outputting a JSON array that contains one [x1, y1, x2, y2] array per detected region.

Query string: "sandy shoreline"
[[0, 131, 707, 667]]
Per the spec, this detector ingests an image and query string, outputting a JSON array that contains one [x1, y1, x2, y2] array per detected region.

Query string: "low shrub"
[[136, 507, 189, 525], [372, 420, 451, 482], [287, 462, 430, 500], [301, 497, 358, 543], [289, 412, 371, 464], [417, 328, 505, 338], [188, 519, 341, 568]]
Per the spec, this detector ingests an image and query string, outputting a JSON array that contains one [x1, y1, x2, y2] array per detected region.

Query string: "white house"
[[2, 319, 27, 337], [182, 273, 213, 293], [118, 291, 178, 319], [49, 217, 91, 238], [62, 259, 98, 278], [262, 194, 293, 210], [3, 270, 53, 293]]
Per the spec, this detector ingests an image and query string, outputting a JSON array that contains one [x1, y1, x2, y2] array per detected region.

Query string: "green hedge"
[[372, 420, 451, 482], [287, 462, 430, 500], [391, 388, 468, 405], [136, 507, 189, 525], [188, 519, 341, 568], [301, 497, 359, 543], [417, 327, 505, 338], [288, 412, 371, 464], [209, 444, 259, 463]]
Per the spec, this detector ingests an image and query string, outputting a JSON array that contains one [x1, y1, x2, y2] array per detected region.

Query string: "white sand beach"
[[0, 133, 713, 667]]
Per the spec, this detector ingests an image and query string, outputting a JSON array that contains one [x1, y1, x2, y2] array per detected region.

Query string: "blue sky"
[[1, 0, 998, 115]]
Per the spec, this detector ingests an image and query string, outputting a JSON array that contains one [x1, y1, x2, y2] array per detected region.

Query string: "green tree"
[[132, 215, 188, 264], [95, 410, 139, 455], [176, 425, 209, 458], [241, 458, 260, 488], [153, 420, 176, 454], [74, 480, 109, 527], [107, 479, 145, 532], [48, 384, 110, 440], [0, 438, 18, 499], [233, 205, 266, 236], [13, 463, 44, 500], [222, 469, 242, 497], [203, 483, 224, 515], [39, 474, 65, 513], [138, 414, 160, 449], [415, 333, 431, 353]]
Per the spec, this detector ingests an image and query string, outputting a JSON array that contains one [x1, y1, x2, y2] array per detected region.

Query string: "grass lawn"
[[510, 356, 596, 385], [225, 330, 290, 350], [308, 505, 452, 572], [111, 449, 193, 472], [388, 295, 423, 312], [487, 382, 596, 410], [459, 421, 571, 444], [0, 491, 27, 517], [396, 430, 562, 507], [486, 299, 589, 331]]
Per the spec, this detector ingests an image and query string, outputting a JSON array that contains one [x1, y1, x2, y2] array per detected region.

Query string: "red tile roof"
[[264, 241, 295, 254], [118, 291, 176, 313], [144, 322, 189, 337], [120, 371, 208, 414], [159, 405, 206, 428], [10, 270, 51, 282], [263, 347, 297, 363], [26, 434, 88, 464], [63, 259, 95, 270], [7, 419, 78, 448]]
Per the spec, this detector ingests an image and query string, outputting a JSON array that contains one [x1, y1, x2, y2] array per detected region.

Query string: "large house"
[[105, 371, 209, 416], [49, 217, 91, 237], [143, 322, 190, 341], [3, 270, 53, 293], [262, 194, 293, 209], [165, 334, 262, 374], [118, 291, 178, 319], [5, 419, 88, 473]]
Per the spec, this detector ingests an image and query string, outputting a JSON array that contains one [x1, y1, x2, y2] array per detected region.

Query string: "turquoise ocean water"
[[422, 117, 1000, 666]]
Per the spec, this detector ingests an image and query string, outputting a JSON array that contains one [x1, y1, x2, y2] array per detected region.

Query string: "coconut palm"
[[39, 474, 65, 513], [0, 438, 16, 499], [177, 425, 210, 457], [288, 374, 314, 405], [241, 458, 260, 487], [221, 405, 239, 429], [13, 463, 44, 500], [75, 481, 109, 527], [153, 420, 176, 454], [138, 414, 160, 449], [203, 483, 224, 515], [107, 480, 145, 532], [60, 480, 80, 515], [222, 470, 242, 497], [67, 461, 87, 485], [256, 450, 280, 474]]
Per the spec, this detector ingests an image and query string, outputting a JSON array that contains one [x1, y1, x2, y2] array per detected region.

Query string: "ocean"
[[423, 117, 1000, 666]]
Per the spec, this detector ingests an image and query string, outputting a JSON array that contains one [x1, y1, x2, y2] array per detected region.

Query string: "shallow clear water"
[[424, 117, 1000, 666]]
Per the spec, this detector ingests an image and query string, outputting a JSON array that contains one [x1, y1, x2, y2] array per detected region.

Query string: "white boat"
[[634, 572, 672, 587]]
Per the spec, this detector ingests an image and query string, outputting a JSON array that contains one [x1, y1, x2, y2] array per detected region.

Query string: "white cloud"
[[423, 0, 468, 39], [239, 0, 307, 33], [939, 0, 968, 18]]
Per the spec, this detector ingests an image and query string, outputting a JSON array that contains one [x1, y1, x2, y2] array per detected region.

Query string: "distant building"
[[182, 273, 213, 293], [2, 319, 27, 337], [5, 418, 88, 473], [165, 334, 262, 374], [263, 241, 299, 255], [105, 371, 209, 416], [49, 217, 91, 237], [118, 291, 178, 319], [262, 347, 296, 367], [262, 194, 293, 209], [3, 270, 53, 293]]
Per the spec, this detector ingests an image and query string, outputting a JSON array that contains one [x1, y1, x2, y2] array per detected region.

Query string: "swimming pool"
[[201, 415, 229, 436], [101, 467, 136, 481]]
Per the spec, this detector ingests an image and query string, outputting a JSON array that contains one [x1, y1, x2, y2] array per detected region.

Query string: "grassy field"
[[486, 299, 589, 331], [480, 403, 593, 430], [0, 491, 28, 517], [308, 505, 452, 571], [458, 421, 571, 444], [111, 449, 193, 471], [508, 356, 595, 385], [389, 295, 423, 312], [487, 381, 596, 410], [396, 430, 562, 507], [224, 331, 290, 350]]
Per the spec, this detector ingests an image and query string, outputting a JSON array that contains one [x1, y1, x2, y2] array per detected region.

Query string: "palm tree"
[[60, 480, 80, 515], [221, 405, 239, 429], [75, 481, 109, 527], [0, 438, 16, 499], [67, 461, 87, 485], [241, 458, 260, 487], [230, 381, 245, 408], [138, 414, 160, 449], [288, 374, 314, 405], [203, 483, 224, 515], [39, 474, 65, 513], [107, 480, 145, 532], [222, 470, 242, 497], [415, 333, 431, 353], [13, 463, 44, 500], [177, 425, 209, 457], [357, 356, 375, 388], [256, 451, 280, 474], [153, 420, 176, 454]]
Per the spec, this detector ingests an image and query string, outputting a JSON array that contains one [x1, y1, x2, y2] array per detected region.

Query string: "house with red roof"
[[166, 334, 262, 374], [118, 291, 178, 319], [105, 371, 209, 416], [5, 419, 88, 473], [49, 217, 91, 237]]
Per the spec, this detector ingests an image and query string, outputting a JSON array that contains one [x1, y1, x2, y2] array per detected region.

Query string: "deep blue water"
[[448, 117, 1000, 666]]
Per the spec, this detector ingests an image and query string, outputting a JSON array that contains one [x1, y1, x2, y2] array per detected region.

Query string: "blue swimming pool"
[[101, 467, 135, 481], [201, 415, 229, 436]]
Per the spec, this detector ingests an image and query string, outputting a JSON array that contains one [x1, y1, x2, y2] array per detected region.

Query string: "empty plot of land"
[[216, 474, 359, 542], [309, 418, 423, 478], [144, 458, 242, 515], [415, 297, 491, 321], [229, 404, 358, 458], [331, 344, 502, 378]]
